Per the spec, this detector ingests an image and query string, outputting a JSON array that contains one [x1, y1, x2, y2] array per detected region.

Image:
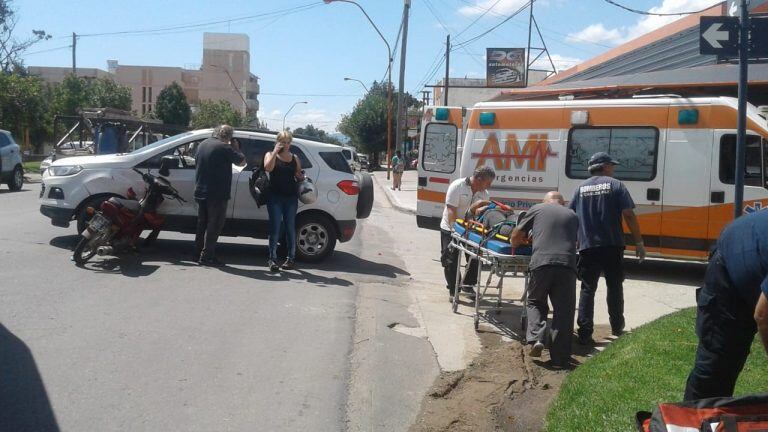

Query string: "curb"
[[371, 174, 417, 215]]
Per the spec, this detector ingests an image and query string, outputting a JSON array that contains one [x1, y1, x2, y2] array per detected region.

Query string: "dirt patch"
[[410, 327, 613, 432]]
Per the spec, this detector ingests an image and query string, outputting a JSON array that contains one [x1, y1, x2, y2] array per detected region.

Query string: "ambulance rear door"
[[417, 107, 463, 229]]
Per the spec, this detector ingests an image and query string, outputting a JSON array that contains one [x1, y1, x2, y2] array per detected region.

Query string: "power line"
[[602, 0, 719, 16], [455, 0, 504, 38], [75, 2, 320, 38], [421, 0, 484, 69], [452, 1, 531, 49], [23, 45, 72, 56], [260, 92, 361, 97]]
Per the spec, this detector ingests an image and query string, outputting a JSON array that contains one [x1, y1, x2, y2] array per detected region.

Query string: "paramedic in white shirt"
[[439, 166, 495, 300]]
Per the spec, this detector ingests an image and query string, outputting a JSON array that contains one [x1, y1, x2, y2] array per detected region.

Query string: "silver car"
[[0, 129, 23, 191]]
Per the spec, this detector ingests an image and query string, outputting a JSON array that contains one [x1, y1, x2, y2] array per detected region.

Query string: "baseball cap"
[[588, 152, 620, 166]]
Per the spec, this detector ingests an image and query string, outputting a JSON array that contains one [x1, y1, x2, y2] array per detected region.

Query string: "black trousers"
[[684, 252, 757, 401], [526, 265, 577, 365], [440, 229, 478, 293], [195, 199, 228, 259], [577, 246, 625, 338]]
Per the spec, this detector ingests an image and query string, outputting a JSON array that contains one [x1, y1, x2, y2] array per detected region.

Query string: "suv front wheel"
[[295, 213, 337, 262]]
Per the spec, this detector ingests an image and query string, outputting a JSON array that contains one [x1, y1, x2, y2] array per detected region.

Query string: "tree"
[[338, 81, 422, 164], [190, 100, 243, 129], [0, 72, 48, 151], [51, 74, 132, 118], [293, 124, 341, 145], [0, 0, 51, 72], [155, 81, 191, 126], [87, 77, 131, 111]]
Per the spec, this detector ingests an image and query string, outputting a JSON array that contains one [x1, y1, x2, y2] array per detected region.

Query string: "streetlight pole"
[[325, 0, 393, 180], [282, 101, 308, 131], [344, 77, 369, 93]]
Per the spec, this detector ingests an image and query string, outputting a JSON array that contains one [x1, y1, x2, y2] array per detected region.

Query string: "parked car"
[[341, 147, 360, 172], [0, 129, 24, 191], [359, 154, 369, 171], [39, 129, 375, 262]]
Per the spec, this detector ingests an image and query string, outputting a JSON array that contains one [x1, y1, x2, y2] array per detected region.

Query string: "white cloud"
[[566, 23, 623, 45], [532, 53, 583, 72], [567, 0, 721, 46], [459, 0, 529, 17], [284, 108, 341, 132]]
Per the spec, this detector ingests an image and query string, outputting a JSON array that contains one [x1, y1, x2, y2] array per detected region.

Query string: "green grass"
[[22, 161, 41, 173], [545, 308, 768, 431]]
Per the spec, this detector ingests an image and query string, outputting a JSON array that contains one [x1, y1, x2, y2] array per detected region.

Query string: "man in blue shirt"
[[569, 152, 645, 345], [684, 209, 768, 400]]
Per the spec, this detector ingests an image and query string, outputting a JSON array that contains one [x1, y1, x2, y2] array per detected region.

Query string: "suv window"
[[137, 139, 203, 169], [719, 134, 767, 187], [239, 138, 313, 170], [566, 127, 659, 181], [0, 133, 10, 148], [320, 151, 352, 174]]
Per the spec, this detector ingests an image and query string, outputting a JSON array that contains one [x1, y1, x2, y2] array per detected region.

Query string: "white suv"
[[39, 129, 374, 261], [0, 129, 24, 191]]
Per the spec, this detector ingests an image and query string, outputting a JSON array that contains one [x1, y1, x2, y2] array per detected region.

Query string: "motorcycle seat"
[[111, 197, 141, 213]]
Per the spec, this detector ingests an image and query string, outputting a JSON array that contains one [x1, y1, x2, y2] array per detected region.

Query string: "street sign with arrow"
[[700, 16, 739, 56]]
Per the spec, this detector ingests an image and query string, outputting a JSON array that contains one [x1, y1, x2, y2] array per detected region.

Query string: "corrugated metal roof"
[[492, 63, 768, 101]]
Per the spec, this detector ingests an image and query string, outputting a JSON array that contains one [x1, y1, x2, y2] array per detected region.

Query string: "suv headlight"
[[49, 165, 83, 176]]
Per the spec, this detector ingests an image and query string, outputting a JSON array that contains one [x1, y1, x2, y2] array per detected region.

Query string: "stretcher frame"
[[450, 232, 531, 332]]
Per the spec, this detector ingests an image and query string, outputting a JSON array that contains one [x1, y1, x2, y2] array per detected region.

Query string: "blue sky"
[[15, 0, 721, 131]]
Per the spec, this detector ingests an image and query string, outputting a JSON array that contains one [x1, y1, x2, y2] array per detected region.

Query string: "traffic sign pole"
[[734, 0, 749, 219]]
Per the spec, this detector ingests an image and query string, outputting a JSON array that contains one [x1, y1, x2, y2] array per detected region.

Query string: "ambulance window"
[[422, 123, 457, 174], [719, 134, 764, 187], [566, 127, 658, 181]]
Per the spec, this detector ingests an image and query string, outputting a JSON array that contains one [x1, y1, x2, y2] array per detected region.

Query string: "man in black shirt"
[[194, 125, 245, 266]]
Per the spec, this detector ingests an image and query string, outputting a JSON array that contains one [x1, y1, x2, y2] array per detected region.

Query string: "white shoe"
[[529, 341, 545, 357]]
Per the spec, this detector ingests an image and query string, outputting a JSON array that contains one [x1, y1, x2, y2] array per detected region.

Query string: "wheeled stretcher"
[[450, 219, 532, 332]]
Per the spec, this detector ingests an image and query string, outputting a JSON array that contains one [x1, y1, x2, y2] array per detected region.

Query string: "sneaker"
[[281, 259, 295, 270], [462, 286, 477, 300], [577, 334, 595, 345], [529, 341, 545, 358], [612, 320, 626, 336], [268, 260, 280, 273], [199, 256, 224, 267]]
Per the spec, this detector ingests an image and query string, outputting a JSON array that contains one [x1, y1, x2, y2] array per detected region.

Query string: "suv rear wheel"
[[295, 213, 337, 262]]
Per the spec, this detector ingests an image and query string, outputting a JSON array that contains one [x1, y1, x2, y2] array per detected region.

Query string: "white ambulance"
[[416, 97, 768, 260]]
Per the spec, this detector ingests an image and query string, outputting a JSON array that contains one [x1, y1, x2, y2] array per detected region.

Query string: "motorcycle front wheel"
[[73, 234, 101, 265]]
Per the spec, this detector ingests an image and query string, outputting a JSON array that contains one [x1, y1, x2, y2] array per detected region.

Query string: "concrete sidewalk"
[[370, 170, 417, 214]]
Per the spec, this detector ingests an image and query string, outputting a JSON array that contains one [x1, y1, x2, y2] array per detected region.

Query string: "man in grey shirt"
[[512, 191, 579, 368]]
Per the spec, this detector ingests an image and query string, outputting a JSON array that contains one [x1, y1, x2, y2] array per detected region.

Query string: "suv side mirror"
[[159, 155, 181, 176]]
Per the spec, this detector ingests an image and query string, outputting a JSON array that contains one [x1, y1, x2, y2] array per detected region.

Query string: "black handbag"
[[249, 165, 271, 207]]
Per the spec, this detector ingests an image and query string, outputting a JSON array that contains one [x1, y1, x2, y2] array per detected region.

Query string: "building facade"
[[29, 33, 260, 123]]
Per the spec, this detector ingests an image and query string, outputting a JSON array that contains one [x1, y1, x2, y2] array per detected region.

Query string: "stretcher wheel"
[[474, 315, 479, 331], [452, 298, 458, 313], [520, 315, 527, 333]]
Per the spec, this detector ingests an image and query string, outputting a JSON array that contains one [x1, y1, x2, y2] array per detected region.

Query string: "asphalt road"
[[0, 184, 438, 432]]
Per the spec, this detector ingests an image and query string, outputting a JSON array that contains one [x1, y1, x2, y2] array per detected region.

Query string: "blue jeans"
[[267, 194, 298, 262]]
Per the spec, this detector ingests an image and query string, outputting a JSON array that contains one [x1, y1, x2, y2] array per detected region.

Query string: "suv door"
[[231, 136, 319, 229], [136, 138, 204, 217]]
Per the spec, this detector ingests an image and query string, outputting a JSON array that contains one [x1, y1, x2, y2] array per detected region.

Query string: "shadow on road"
[[47, 235, 409, 283], [0, 323, 60, 432], [0, 188, 33, 194]]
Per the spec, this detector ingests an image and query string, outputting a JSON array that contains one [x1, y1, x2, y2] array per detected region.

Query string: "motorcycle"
[[72, 156, 185, 265]]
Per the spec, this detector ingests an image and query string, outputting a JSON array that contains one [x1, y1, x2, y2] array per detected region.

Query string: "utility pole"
[[72, 32, 77, 74], [443, 35, 450, 105], [395, 0, 411, 158], [421, 90, 430, 106], [734, 0, 749, 219]]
